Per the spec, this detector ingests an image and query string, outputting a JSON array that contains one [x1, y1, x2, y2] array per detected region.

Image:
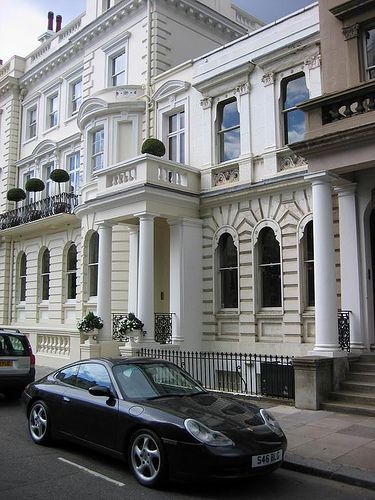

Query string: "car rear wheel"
[[128, 429, 167, 487], [29, 401, 51, 445]]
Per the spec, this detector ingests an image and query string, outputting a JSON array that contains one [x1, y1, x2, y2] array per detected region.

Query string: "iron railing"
[[0, 192, 78, 230], [154, 313, 173, 344], [338, 310, 350, 352], [140, 348, 295, 400]]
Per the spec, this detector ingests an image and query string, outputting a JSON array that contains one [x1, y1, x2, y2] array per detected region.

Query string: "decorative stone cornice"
[[213, 168, 239, 186], [0, 76, 20, 98], [152, 80, 190, 102], [235, 82, 250, 95], [342, 23, 360, 41], [279, 154, 308, 170]]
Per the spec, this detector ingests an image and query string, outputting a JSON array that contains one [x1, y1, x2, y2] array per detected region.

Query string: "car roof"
[[0, 328, 23, 336], [75, 357, 175, 367]]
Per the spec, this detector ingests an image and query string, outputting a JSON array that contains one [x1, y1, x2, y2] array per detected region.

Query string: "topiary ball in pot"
[[141, 138, 166, 157], [25, 178, 45, 192], [7, 188, 26, 203], [50, 169, 70, 183]]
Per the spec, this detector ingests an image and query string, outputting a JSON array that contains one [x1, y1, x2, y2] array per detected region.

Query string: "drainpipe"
[[145, 0, 152, 139]]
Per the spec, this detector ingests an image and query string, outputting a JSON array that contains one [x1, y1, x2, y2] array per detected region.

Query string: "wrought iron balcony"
[[0, 192, 78, 230], [338, 310, 350, 352]]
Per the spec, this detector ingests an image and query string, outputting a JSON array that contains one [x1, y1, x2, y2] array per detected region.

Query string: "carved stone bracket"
[[280, 154, 308, 170], [235, 82, 250, 95], [261, 72, 274, 87], [213, 168, 239, 186], [342, 23, 360, 40], [200, 97, 212, 109], [305, 53, 321, 70]]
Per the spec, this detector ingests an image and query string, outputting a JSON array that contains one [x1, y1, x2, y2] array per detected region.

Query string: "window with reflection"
[[41, 249, 50, 301], [365, 26, 375, 79], [282, 74, 309, 144], [111, 51, 126, 86], [19, 252, 27, 302], [67, 244, 77, 300], [88, 232, 99, 297], [76, 363, 112, 390], [167, 111, 185, 163], [217, 98, 240, 162], [92, 128, 104, 171], [303, 221, 315, 307], [218, 233, 238, 309], [258, 227, 281, 307]]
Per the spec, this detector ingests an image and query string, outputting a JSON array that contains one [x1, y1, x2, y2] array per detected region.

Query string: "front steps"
[[321, 354, 375, 416]]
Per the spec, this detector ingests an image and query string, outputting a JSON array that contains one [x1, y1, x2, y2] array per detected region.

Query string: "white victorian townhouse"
[[0, 0, 264, 367]]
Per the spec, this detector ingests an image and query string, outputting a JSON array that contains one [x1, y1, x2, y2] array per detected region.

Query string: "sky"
[[0, 0, 313, 63]]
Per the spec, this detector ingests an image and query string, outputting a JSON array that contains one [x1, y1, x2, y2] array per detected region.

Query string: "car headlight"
[[260, 409, 284, 437], [184, 418, 234, 447]]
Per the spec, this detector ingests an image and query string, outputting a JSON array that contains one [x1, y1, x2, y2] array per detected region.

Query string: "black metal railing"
[[154, 313, 172, 344], [338, 310, 351, 352], [140, 348, 295, 400], [0, 192, 78, 230]]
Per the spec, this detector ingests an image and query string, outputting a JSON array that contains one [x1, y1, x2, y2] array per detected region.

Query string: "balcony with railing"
[[0, 192, 79, 231]]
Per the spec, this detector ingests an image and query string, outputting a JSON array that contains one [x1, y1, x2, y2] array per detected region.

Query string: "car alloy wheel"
[[29, 401, 51, 445], [129, 429, 166, 487]]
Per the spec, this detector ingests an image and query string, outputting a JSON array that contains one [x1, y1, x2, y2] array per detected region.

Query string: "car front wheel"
[[128, 429, 167, 487], [28, 401, 51, 445]]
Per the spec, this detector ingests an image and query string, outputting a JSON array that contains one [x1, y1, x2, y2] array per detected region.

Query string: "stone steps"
[[322, 354, 375, 416]]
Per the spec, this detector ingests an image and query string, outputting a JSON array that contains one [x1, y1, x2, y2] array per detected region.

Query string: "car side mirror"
[[89, 385, 114, 398]]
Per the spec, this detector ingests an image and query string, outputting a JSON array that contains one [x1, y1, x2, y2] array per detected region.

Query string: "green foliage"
[[7, 188, 26, 203], [77, 312, 104, 333], [141, 138, 166, 157], [113, 313, 144, 341], [50, 169, 70, 183], [25, 178, 45, 192]]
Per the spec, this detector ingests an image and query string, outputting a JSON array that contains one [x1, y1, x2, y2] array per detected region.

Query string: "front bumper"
[[164, 436, 287, 481]]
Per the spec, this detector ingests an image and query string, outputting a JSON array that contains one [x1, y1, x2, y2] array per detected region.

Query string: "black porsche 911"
[[23, 357, 287, 488]]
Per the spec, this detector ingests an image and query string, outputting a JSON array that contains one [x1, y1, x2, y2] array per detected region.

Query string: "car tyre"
[[28, 400, 52, 445], [128, 429, 167, 488]]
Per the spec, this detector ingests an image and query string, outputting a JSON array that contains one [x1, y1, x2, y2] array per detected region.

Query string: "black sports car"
[[23, 357, 287, 487]]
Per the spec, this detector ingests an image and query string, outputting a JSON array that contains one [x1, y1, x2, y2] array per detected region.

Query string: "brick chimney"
[[56, 15, 62, 32]]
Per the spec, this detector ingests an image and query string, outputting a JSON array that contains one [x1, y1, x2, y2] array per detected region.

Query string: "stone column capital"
[[334, 183, 357, 197]]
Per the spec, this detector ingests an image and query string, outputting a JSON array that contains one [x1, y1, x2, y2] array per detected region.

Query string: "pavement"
[[35, 365, 375, 491]]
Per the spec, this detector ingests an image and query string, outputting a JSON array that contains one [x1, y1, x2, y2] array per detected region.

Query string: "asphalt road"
[[1, 394, 375, 500]]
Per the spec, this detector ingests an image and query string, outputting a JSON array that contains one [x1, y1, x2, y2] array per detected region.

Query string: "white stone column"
[[169, 218, 202, 350], [306, 173, 342, 355], [127, 225, 139, 316], [97, 222, 113, 340], [137, 214, 155, 339], [235, 82, 252, 184], [199, 97, 213, 190], [336, 185, 365, 352]]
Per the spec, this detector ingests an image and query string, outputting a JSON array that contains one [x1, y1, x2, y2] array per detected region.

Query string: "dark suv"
[[0, 329, 35, 399]]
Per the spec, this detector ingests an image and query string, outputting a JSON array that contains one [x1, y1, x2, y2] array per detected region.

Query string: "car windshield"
[[113, 362, 206, 400]]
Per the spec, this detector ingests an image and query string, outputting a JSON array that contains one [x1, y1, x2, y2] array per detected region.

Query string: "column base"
[[349, 342, 366, 353], [309, 345, 348, 358], [80, 342, 101, 360]]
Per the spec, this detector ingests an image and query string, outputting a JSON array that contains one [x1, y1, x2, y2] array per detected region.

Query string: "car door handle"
[[63, 396, 71, 403]]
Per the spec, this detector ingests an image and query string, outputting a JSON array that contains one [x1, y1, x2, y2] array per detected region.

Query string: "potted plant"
[[50, 169, 70, 214], [77, 312, 103, 344], [25, 178, 45, 222], [141, 138, 166, 157], [113, 312, 144, 348], [6, 188, 26, 227]]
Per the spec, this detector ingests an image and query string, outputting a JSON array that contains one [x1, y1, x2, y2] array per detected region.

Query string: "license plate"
[[0, 360, 13, 367], [252, 449, 283, 468]]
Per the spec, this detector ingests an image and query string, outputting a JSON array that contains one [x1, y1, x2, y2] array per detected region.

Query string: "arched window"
[[41, 249, 50, 301], [217, 98, 240, 162], [282, 74, 309, 144], [66, 244, 77, 300], [258, 227, 281, 307], [19, 252, 27, 302], [218, 233, 238, 309], [303, 221, 315, 307], [88, 232, 99, 297]]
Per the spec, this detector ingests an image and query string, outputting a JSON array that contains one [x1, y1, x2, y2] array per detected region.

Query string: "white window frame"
[[66, 243, 77, 301], [103, 33, 129, 88], [70, 78, 82, 115], [297, 214, 315, 313], [44, 162, 55, 197], [167, 110, 185, 164], [25, 105, 38, 141], [47, 93, 59, 129], [40, 248, 50, 302], [91, 127, 105, 172], [22, 169, 36, 204], [18, 252, 27, 303], [363, 24, 375, 80], [67, 151, 81, 193]]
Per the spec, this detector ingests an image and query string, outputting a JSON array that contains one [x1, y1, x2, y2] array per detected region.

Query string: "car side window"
[[76, 363, 112, 391], [0, 334, 28, 356], [55, 365, 79, 386]]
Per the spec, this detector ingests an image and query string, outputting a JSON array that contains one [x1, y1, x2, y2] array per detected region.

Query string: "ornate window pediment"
[[31, 140, 57, 157], [77, 98, 108, 130], [153, 80, 190, 102]]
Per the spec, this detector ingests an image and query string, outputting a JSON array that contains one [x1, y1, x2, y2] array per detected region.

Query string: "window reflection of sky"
[[223, 129, 241, 161], [366, 27, 375, 68], [284, 75, 309, 144], [221, 101, 240, 129]]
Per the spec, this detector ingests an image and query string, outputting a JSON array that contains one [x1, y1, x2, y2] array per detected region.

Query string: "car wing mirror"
[[89, 385, 114, 398]]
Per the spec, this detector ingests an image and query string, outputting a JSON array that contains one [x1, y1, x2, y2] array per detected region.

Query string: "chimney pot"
[[47, 11, 54, 31], [56, 15, 62, 32]]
